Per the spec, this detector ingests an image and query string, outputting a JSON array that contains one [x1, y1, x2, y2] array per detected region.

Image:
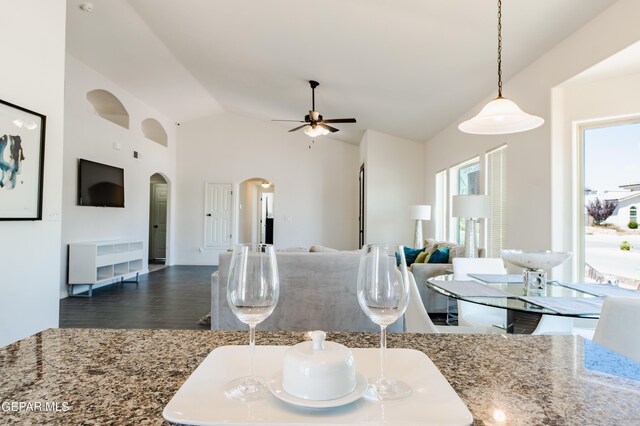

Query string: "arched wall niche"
[[86, 89, 129, 129], [142, 118, 168, 147]]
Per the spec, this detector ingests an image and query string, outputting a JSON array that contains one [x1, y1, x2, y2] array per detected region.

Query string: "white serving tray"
[[163, 345, 473, 426]]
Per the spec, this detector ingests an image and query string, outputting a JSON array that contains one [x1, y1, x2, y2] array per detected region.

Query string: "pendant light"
[[459, 0, 544, 135]]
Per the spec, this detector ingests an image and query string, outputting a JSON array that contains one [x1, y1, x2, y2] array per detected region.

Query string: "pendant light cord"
[[497, 0, 503, 98]]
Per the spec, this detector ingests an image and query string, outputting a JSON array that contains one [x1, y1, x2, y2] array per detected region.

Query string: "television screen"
[[78, 159, 125, 207]]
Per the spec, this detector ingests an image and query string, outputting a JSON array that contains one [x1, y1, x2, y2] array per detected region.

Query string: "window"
[[434, 170, 447, 241], [451, 159, 480, 243], [486, 146, 507, 257], [630, 206, 637, 224]]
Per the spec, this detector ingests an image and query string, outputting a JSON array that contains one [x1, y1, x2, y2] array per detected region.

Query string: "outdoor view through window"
[[584, 121, 640, 289]]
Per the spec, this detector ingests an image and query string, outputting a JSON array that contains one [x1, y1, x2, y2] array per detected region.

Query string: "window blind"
[[486, 146, 507, 257]]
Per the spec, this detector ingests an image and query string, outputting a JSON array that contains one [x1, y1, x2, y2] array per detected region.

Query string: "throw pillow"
[[403, 246, 425, 266], [428, 246, 450, 264], [414, 250, 428, 264]]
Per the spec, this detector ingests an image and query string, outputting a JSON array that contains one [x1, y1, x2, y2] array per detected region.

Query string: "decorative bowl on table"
[[500, 250, 572, 296], [500, 250, 572, 270]]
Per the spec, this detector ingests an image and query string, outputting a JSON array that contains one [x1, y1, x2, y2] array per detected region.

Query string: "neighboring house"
[[586, 185, 640, 228]]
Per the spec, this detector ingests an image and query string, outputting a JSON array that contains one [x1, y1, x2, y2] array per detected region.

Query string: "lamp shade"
[[458, 97, 544, 135], [452, 195, 490, 218], [303, 125, 330, 137], [410, 205, 431, 220]]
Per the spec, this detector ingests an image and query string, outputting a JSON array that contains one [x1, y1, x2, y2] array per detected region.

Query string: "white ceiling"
[[66, 0, 618, 144]]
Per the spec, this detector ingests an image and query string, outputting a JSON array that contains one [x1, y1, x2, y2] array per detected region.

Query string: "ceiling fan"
[[273, 80, 356, 138]]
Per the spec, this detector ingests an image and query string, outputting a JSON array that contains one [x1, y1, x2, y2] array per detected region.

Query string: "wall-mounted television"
[[78, 159, 125, 207]]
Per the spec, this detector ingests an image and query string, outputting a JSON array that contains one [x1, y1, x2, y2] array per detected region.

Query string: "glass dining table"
[[426, 273, 639, 333]]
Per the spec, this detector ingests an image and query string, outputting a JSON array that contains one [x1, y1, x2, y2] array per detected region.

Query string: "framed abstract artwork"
[[0, 98, 46, 220]]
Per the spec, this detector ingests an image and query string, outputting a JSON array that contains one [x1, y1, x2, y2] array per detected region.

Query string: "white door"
[[150, 183, 168, 259], [204, 182, 233, 249]]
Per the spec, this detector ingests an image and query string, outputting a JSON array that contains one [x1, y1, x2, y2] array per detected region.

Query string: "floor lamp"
[[410, 205, 431, 249], [451, 195, 490, 258]]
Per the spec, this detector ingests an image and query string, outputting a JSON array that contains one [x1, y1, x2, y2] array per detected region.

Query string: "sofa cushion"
[[309, 245, 339, 253], [403, 246, 424, 266], [428, 246, 450, 264], [415, 250, 429, 264], [277, 246, 309, 252]]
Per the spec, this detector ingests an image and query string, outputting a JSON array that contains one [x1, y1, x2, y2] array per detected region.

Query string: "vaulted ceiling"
[[66, 0, 618, 144]]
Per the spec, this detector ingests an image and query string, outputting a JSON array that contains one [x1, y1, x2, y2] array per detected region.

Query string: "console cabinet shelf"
[[68, 240, 144, 297]]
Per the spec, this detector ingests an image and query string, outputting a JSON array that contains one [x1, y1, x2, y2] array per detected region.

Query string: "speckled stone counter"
[[1, 329, 639, 425]]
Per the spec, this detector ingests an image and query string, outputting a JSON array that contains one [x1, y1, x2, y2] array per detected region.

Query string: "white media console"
[[68, 240, 144, 297]]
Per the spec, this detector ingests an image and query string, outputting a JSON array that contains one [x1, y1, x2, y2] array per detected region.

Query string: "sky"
[[584, 121, 640, 193]]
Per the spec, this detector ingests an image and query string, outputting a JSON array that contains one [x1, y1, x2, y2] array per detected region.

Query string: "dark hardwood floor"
[[59, 265, 216, 330]]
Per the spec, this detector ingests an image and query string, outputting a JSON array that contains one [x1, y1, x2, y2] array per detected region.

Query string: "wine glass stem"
[[249, 324, 256, 378], [379, 324, 387, 381]]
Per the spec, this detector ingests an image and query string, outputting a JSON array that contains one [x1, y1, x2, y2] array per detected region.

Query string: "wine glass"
[[357, 244, 411, 400], [225, 243, 280, 401]]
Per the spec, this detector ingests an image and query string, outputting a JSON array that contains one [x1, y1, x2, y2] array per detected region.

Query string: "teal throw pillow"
[[403, 246, 424, 267], [427, 246, 450, 264]]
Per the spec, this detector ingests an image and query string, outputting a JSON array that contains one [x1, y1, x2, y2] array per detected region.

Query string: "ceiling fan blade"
[[321, 118, 357, 124], [318, 123, 339, 133], [288, 124, 309, 132], [272, 119, 305, 122]]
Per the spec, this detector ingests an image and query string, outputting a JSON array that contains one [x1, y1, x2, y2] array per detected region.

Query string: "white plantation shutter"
[[486, 146, 507, 257], [435, 170, 447, 241]]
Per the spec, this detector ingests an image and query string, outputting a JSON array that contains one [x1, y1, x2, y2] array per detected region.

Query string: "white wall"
[[423, 0, 640, 279], [175, 112, 358, 264], [60, 55, 177, 296], [554, 70, 640, 276], [0, 0, 66, 347], [360, 130, 425, 246]]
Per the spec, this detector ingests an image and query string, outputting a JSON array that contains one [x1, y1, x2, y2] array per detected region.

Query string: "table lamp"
[[451, 195, 490, 258], [410, 205, 431, 249]]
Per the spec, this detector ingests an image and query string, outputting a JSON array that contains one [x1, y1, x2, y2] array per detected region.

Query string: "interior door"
[[151, 183, 168, 259], [204, 182, 233, 249]]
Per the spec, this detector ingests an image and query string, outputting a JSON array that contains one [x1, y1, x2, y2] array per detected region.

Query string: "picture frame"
[[0, 98, 46, 220]]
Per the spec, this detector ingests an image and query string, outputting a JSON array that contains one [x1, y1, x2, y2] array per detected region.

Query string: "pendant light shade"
[[303, 125, 330, 138], [459, 0, 544, 135], [458, 97, 544, 135]]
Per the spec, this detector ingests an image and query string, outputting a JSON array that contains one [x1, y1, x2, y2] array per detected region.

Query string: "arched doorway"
[[149, 173, 168, 269], [238, 178, 275, 244]]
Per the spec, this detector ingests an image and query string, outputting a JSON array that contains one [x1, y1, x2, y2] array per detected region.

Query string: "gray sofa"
[[411, 243, 486, 313], [211, 251, 403, 332]]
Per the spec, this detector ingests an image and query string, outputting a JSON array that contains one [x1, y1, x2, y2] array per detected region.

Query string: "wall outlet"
[[112, 141, 121, 150], [46, 210, 61, 221]]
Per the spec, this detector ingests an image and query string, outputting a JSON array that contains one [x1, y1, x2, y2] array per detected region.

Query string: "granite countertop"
[[1, 329, 639, 425]]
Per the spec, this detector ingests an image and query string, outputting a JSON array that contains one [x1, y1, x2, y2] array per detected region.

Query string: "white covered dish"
[[281, 330, 357, 401]]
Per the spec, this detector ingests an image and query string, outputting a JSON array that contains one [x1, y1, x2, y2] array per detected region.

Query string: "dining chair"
[[452, 257, 507, 332], [406, 272, 484, 334], [592, 297, 640, 362]]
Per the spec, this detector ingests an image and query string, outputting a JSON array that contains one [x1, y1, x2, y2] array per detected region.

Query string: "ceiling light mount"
[[79, 2, 94, 13], [459, 0, 544, 135]]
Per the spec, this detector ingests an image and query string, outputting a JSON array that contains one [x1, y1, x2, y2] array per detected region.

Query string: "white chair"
[[532, 316, 598, 337], [452, 257, 507, 332], [592, 297, 640, 362], [405, 272, 484, 334]]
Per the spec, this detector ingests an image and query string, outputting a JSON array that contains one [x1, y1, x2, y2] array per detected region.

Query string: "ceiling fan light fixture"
[[459, 0, 543, 135], [303, 125, 330, 138], [458, 97, 544, 135]]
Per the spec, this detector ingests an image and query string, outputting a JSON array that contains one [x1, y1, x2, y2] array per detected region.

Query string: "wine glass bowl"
[[225, 243, 279, 402], [357, 244, 411, 400]]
